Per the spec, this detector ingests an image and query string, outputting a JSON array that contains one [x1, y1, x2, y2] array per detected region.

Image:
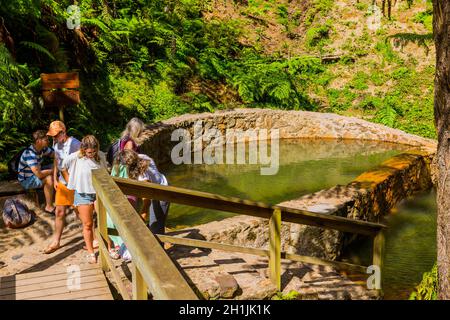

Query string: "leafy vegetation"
[[0, 0, 438, 169], [409, 264, 438, 300], [272, 290, 300, 300]]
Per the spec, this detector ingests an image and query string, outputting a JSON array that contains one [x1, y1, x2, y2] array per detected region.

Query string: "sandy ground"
[[0, 194, 91, 276]]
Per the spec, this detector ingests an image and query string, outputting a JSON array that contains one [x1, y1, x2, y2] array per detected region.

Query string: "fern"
[[409, 264, 438, 300], [20, 41, 56, 61], [376, 104, 398, 127]]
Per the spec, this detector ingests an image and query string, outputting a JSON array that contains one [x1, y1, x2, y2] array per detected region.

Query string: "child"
[[112, 149, 169, 260]]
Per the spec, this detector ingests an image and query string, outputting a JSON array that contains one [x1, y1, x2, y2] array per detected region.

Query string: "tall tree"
[[433, 0, 450, 300]]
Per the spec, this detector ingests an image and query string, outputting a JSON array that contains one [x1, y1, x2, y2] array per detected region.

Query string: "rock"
[[241, 278, 277, 300], [12, 254, 23, 260], [215, 274, 239, 298]]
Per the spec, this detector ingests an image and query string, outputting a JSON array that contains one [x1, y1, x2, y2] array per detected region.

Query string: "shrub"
[[409, 264, 438, 300]]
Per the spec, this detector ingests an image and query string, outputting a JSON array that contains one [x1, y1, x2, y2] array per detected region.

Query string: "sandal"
[[86, 253, 97, 264], [109, 248, 120, 260], [44, 243, 60, 254], [44, 207, 56, 215]]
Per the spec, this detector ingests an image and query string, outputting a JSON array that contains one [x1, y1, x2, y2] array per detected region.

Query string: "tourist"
[[111, 149, 169, 261], [17, 130, 55, 214], [112, 149, 169, 233], [43, 121, 81, 254], [119, 117, 145, 152], [62, 135, 112, 264]]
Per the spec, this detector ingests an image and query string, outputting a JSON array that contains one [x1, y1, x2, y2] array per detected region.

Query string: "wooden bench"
[[0, 180, 41, 205]]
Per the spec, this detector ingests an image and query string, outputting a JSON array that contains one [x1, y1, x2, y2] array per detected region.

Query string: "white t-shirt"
[[63, 150, 107, 194], [54, 137, 72, 184]]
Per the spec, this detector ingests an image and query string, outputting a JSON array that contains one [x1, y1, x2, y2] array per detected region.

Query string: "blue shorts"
[[73, 191, 96, 206], [19, 175, 43, 190]]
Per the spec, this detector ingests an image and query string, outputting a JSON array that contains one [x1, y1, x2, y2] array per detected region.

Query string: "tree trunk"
[[433, 0, 450, 300]]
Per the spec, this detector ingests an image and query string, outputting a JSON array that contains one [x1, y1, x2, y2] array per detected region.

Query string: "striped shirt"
[[17, 145, 54, 182]]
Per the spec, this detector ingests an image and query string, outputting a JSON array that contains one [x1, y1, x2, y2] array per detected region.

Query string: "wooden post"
[[97, 197, 108, 272], [269, 208, 281, 291], [372, 231, 385, 296], [132, 263, 148, 300]]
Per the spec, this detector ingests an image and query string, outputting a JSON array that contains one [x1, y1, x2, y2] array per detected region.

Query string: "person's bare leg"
[[78, 204, 95, 254], [42, 175, 55, 212], [52, 205, 66, 246], [141, 198, 150, 223]]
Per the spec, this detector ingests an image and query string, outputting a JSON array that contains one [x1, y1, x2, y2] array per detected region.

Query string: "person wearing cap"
[[44, 120, 81, 254]]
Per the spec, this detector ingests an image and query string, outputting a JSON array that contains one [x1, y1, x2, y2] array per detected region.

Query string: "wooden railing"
[[92, 168, 198, 300], [93, 168, 387, 299]]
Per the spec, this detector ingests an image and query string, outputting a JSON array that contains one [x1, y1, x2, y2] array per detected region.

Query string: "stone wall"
[[140, 108, 436, 167]]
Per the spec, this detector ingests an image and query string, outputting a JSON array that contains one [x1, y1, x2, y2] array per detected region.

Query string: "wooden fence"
[[92, 168, 386, 300]]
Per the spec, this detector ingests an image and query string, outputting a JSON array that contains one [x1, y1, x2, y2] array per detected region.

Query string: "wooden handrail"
[[112, 177, 386, 236], [94, 168, 385, 297], [92, 168, 198, 300]]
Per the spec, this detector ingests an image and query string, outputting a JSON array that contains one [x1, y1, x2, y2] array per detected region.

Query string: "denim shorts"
[[19, 175, 43, 190], [73, 191, 96, 206]]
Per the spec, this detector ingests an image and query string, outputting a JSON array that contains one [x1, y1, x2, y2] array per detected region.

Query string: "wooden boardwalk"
[[0, 264, 113, 300]]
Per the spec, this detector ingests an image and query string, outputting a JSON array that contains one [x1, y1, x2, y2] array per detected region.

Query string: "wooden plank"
[[29, 287, 112, 300], [97, 198, 108, 273], [92, 168, 198, 300], [95, 229, 131, 300], [76, 293, 115, 300], [113, 177, 386, 236], [269, 208, 281, 291], [372, 231, 385, 294], [0, 180, 26, 197], [132, 264, 147, 300], [0, 274, 104, 296], [41, 72, 79, 89], [0, 279, 108, 300], [157, 235, 367, 273], [0, 269, 102, 288]]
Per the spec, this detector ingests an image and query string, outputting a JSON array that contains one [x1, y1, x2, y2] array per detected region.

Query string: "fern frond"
[[20, 41, 56, 61]]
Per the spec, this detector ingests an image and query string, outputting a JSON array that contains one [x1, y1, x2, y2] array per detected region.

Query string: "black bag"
[[106, 139, 121, 166], [7, 147, 29, 179], [2, 198, 34, 228]]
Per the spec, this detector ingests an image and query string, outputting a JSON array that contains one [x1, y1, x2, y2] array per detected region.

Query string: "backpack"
[[106, 139, 120, 166], [2, 198, 34, 228], [7, 147, 30, 179]]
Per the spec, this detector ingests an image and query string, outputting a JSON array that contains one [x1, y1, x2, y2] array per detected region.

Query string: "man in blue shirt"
[[17, 129, 55, 213]]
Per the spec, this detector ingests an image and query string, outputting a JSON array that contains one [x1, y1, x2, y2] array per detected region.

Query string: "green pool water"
[[163, 138, 409, 228], [341, 191, 437, 300], [163, 138, 435, 300]]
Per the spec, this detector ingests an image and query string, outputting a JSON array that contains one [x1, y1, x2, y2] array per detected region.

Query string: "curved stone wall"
[[140, 108, 437, 167]]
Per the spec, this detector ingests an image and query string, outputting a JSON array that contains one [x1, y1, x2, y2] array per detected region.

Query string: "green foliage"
[[305, 22, 331, 49], [0, 45, 35, 160], [349, 72, 369, 90], [304, 0, 334, 26], [375, 40, 399, 63], [409, 264, 438, 300], [272, 290, 300, 300], [413, 0, 433, 32], [19, 41, 56, 61], [229, 54, 323, 109]]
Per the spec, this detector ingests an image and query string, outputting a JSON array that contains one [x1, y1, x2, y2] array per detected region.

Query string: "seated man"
[[17, 129, 55, 213]]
